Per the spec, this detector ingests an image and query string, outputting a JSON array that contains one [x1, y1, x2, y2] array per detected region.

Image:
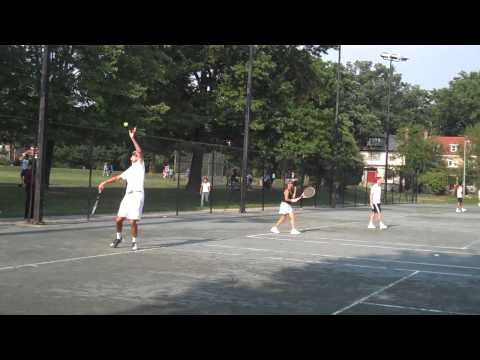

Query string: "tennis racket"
[[301, 186, 316, 199], [91, 188, 103, 216]]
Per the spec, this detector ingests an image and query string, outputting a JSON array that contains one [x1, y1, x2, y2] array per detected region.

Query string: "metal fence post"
[[210, 150, 214, 214], [176, 153, 180, 216]]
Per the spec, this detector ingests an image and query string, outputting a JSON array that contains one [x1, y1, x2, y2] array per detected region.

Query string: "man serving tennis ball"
[[98, 127, 145, 251]]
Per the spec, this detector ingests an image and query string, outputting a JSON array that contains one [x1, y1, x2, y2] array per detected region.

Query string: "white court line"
[[0, 246, 243, 273], [263, 256, 389, 270], [250, 235, 468, 251], [247, 222, 361, 238], [338, 243, 470, 256], [331, 271, 420, 315], [362, 302, 473, 315], [0, 251, 131, 271], [462, 239, 480, 250], [393, 268, 480, 278], [204, 244, 480, 271]]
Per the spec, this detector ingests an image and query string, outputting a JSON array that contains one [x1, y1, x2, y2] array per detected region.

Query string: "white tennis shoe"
[[462, 208, 467, 212], [132, 242, 138, 251], [270, 226, 280, 234], [368, 223, 376, 229], [290, 228, 301, 235], [380, 224, 388, 230]]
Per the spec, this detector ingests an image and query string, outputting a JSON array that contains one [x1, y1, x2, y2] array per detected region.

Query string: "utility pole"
[[33, 45, 50, 224], [331, 45, 341, 208], [240, 45, 254, 213], [380, 52, 408, 204]]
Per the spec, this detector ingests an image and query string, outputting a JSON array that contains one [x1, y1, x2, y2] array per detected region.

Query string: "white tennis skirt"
[[279, 201, 293, 215], [117, 192, 144, 220]]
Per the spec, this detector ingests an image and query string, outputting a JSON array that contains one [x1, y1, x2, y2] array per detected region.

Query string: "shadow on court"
[[1, 204, 479, 315], [106, 249, 480, 315]]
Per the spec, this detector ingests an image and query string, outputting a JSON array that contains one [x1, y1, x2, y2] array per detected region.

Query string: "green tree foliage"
[[418, 168, 449, 194], [397, 124, 443, 179], [432, 71, 480, 135]]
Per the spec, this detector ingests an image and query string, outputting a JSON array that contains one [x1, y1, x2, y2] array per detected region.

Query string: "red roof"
[[432, 136, 466, 155]]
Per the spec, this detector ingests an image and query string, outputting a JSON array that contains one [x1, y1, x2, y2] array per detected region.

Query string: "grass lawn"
[[0, 165, 289, 218], [2, 165, 475, 219]]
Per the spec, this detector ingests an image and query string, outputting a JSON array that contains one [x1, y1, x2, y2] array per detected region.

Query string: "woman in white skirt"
[[270, 179, 302, 235]]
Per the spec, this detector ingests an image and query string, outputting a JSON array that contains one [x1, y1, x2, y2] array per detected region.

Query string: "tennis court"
[[1, 203, 479, 314]]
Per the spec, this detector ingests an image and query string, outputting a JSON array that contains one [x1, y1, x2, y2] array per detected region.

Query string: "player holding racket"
[[98, 127, 145, 251], [270, 179, 303, 235]]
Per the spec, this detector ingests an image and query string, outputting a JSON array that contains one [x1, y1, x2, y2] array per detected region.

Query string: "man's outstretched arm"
[[129, 127, 143, 160]]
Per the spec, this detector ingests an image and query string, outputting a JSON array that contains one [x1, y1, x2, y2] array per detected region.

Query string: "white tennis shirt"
[[201, 182, 211, 193], [457, 185, 463, 198], [371, 183, 382, 204], [120, 161, 145, 193]]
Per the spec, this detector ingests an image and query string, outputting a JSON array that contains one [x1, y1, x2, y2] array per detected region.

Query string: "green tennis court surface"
[[1, 204, 479, 314]]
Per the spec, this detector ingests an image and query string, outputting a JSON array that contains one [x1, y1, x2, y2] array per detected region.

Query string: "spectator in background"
[[103, 162, 109, 177], [455, 181, 466, 213], [23, 161, 34, 220], [200, 176, 211, 207], [247, 173, 253, 189], [263, 173, 271, 189], [168, 166, 174, 179], [19, 154, 30, 187]]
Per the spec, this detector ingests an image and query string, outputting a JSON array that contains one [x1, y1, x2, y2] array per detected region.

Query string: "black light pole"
[[380, 52, 408, 204], [331, 45, 341, 208], [240, 45, 254, 213], [33, 45, 50, 224]]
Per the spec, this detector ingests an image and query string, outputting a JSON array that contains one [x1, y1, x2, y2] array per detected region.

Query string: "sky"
[[322, 45, 480, 91]]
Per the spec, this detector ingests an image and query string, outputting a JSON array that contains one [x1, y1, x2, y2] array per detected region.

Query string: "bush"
[[419, 169, 448, 195], [0, 158, 11, 166]]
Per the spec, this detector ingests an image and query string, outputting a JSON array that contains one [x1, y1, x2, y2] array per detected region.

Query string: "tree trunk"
[[45, 140, 54, 188], [186, 147, 204, 192], [150, 153, 157, 173]]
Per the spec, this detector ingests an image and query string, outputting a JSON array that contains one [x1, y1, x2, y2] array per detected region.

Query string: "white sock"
[[132, 237, 137, 243], [116, 232, 122, 240]]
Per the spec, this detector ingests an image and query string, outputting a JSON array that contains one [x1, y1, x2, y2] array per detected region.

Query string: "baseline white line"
[[462, 239, 480, 250], [204, 244, 480, 271], [0, 246, 243, 273], [0, 251, 132, 271], [362, 302, 474, 315], [331, 271, 419, 315], [262, 256, 390, 270], [246, 222, 361, 238], [163, 247, 480, 279], [250, 235, 468, 251], [338, 243, 469, 256], [393, 268, 480, 278]]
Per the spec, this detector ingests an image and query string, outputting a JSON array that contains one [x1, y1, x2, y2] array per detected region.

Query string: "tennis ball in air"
[[123, 122, 129, 127]]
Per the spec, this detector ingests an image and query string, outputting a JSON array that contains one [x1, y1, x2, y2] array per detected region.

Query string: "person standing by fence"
[[455, 181, 466, 213], [200, 176, 211, 208]]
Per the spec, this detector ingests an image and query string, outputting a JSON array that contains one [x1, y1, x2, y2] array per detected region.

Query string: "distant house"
[[359, 135, 405, 185], [432, 136, 465, 170], [431, 136, 476, 189]]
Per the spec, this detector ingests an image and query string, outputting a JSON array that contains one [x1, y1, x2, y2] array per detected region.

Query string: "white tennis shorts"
[[117, 192, 144, 220], [279, 201, 293, 215]]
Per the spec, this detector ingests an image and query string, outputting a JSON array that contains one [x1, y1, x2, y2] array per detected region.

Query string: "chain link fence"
[[1, 124, 424, 220]]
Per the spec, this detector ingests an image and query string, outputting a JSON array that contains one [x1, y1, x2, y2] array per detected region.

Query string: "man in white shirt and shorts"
[[368, 176, 388, 230], [99, 127, 145, 251]]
